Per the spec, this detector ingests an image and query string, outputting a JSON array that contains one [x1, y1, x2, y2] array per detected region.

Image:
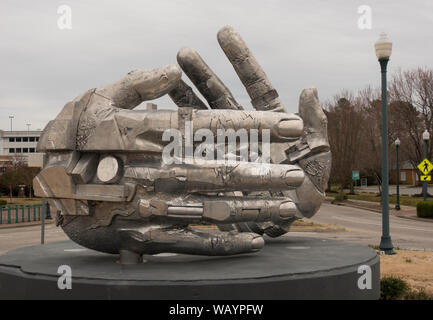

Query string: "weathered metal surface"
[[71, 153, 98, 184], [97, 155, 122, 183], [33, 26, 331, 261]]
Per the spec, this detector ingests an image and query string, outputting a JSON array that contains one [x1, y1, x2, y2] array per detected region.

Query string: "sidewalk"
[[0, 219, 54, 229], [325, 197, 433, 223]]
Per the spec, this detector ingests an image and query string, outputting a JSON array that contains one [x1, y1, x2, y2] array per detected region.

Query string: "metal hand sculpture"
[[33, 26, 331, 263]]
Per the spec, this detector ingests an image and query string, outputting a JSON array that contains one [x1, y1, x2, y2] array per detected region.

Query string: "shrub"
[[333, 192, 348, 202], [0, 199, 7, 206], [380, 276, 410, 300], [416, 201, 433, 218]]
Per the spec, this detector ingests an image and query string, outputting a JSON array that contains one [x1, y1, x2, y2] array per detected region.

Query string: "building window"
[[16, 148, 22, 153], [23, 137, 28, 142], [29, 137, 35, 142], [416, 174, 419, 181], [23, 148, 28, 153], [400, 171, 406, 181], [29, 148, 35, 153], [16, 137, 22, 142], [9, 148, 14, 153], [8, 137, 15, 142], [35, 137, 39, 142]]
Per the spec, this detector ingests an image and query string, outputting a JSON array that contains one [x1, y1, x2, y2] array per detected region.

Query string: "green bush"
[[333, 193, 348, 202], [416, 201, 433, 218], [380, 276, 410, 300], [0, 199, 7, 206]]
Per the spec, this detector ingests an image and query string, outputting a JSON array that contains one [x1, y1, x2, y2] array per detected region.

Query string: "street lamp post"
[[26, 123, 31, 132], [395, 138, 401, 210], [423, 130, 430, 201], [375, 33, 395, 254], [9, 115, 14, 131]]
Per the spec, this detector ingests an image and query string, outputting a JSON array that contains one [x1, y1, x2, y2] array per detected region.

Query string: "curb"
[[325, 199, 381, 214], [0, 220, 54, 230], [325, 200, 433, 223], [394, 214, 433, 223]]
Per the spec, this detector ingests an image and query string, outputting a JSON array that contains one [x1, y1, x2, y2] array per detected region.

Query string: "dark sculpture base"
[[0, 236, 380, 299]]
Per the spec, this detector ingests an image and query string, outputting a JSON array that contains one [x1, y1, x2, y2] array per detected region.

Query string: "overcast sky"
[[1, 0, 432, 131]]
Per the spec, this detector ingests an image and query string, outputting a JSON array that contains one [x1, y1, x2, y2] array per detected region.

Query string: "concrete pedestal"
[[0, 237, 379, 299]]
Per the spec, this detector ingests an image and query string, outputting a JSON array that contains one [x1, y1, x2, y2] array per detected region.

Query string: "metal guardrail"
[[0, 203, 51, 225]]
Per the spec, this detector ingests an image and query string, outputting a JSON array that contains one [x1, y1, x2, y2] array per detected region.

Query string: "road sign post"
[[352, 170, 360, 192], [417, 158, 433, 201]]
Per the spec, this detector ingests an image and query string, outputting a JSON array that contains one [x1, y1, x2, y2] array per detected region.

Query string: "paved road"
[[0, 223, 68, 255], [0, 203, 432, 255], [308, 203, 433, 251]]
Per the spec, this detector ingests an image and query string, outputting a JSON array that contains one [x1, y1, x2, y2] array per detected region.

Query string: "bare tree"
[[0, 170, 21, 202], [325, 67, 433, 193], [18, 167, 40, 198], [357, 86, 398, 194], [389, 67, 433, 171], [325, 91, 365, 193], [0, 154, 28, 201]]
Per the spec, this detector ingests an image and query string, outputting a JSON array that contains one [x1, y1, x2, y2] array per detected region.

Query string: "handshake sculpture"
[[33, 26, 331, 263]]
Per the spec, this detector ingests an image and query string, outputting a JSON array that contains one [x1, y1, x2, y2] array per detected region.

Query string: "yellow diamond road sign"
[[417, 158, 433, 175], [421, 175, 432, 182]]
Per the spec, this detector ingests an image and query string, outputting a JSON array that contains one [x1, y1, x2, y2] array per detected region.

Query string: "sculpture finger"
[[137, 195, 297, 226], [96, 64, 182, 109], [168, 79, 208, 109], [177, 47, 242, 110], [33, 160, 303, 204], [217, 190, 296, 238], [283, 88, 331, 218], [74, 106, 302, 152], [125, 161, 304, 193], [298, 87, 329, 152], [118, 226, 264, 256], [193, 109, 302, 141], [284, 88, 330, 162], [217, 26, 284, 112]]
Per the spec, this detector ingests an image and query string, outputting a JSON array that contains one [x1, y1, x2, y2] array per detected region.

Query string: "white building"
[[0, 130, 44, 167]]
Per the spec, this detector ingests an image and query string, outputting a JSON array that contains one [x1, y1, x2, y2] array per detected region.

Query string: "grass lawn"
[[380, 249, 433, 297]]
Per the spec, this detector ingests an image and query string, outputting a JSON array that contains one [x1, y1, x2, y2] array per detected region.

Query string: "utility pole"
[[9, 115, 14, 131]]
